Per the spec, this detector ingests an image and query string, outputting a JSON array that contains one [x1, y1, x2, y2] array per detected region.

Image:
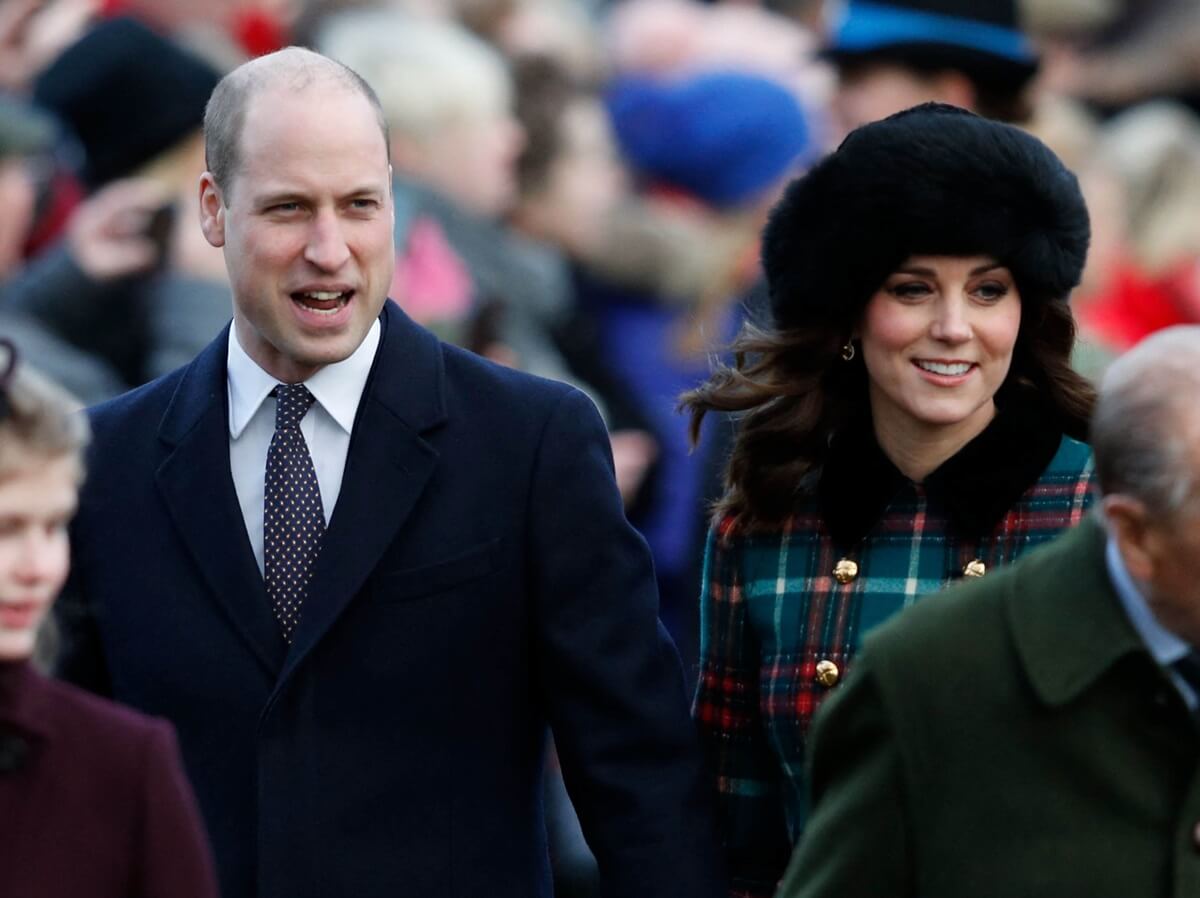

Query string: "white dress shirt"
[[227, 319, 381, 575], [1106, 536, 1196, 709]]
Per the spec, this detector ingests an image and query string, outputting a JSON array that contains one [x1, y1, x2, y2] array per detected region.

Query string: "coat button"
[[833, 558, 858, 584], [1192, 821, 1200, 852], [815, 659, 840, 687], [963, 559, 986, 578]]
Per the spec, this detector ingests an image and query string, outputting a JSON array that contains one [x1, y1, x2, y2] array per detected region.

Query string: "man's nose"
[[304, 210, 351, 271]]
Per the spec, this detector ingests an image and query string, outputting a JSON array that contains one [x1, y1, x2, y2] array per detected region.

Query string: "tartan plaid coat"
[[693, 401, 1096, 898]]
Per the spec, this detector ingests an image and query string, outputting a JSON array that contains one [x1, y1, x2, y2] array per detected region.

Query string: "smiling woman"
[[681, 103, 1097, 898]]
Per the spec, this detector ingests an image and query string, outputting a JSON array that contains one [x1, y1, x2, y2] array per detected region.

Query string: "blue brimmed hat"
[[824, 0, 1038, 93]]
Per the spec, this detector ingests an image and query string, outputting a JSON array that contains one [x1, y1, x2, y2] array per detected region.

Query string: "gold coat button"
[[815, 659, 840, 688], [963, 559, 986, 578], [833, 558, 858, 584]]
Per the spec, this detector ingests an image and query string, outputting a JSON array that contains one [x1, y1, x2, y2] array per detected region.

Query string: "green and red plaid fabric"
[[694, 435, 1095, 898]]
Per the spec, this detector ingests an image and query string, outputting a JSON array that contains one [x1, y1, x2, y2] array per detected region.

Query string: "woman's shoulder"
[[707, 496, 825, 553], [1039, 433, 1095, 480]]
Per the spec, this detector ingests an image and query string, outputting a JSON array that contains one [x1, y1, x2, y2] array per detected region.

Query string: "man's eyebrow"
[[253, 186, 386, 206], [254, 191, 307, 207], [340, 185, 387, 199]]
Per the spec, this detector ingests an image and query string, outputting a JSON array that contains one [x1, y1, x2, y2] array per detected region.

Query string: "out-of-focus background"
[[2, 0, 1197, 890]]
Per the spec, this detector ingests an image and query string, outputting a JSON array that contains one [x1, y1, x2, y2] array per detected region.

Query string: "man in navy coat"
[[55, 47, 724, 898]]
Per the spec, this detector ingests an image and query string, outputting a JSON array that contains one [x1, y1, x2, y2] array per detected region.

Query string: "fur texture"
[[763, 103, 1090, 332]]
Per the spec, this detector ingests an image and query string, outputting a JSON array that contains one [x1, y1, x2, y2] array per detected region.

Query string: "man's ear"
[[1103, 493, 1156, 581], [198, 172, 226, 248]]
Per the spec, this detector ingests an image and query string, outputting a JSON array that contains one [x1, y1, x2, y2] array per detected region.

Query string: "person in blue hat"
[[823, 0, 1039, 134], [597, 69, 815, 673]]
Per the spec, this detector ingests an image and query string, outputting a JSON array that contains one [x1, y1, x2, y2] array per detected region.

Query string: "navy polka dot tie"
[[264, 383, 325, 643]]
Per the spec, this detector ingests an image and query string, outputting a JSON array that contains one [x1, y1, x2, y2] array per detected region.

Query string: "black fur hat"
[[763, 103, 1089, 332]]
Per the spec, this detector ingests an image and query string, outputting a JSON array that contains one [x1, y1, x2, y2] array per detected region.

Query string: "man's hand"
[[0, 0, 97, 91], [67, 177, 169, 281], [610, 429, 658, 507]]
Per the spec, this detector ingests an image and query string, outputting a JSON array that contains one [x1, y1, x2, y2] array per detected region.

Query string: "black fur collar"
[[817, 392, 1065, 549]]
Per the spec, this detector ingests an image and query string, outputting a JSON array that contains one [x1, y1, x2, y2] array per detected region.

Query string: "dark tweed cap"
[[762, 103, 1090, 331], [32, 17, 220, 188]]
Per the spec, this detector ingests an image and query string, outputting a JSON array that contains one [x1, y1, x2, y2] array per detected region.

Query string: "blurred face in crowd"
[[833, 61, 974, 138], [0, 454, 78, 661], [515, 97, 626, 257], [859, 254, 1021, 448], [199, 79, 395, 384], [394, 106, 524, 220], [0, 157, 37, 276]]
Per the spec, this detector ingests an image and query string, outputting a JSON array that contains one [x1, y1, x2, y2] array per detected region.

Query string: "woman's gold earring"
[[841, 342, 856, 361]]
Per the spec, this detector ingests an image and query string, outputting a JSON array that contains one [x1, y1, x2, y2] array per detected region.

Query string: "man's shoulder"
[[427, 337, 589, 429], [861, 520, 1096, 680], [86, 364, 191, 448], [88, 329, 227, 441], [863, 568, 1013, 672]]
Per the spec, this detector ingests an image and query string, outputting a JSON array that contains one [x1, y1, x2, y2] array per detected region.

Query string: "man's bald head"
[[203, 46, 389, 201], [1092, 325, 1200, 518]]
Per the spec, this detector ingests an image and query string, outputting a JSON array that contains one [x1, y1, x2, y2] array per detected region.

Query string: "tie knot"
[[273, 383, 315, 431]]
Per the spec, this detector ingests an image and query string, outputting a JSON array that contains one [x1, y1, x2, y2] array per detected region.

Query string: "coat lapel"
[[1007, 514, 1146, 706], [277, 304, 447, 688], [155, 327, 288, 677]]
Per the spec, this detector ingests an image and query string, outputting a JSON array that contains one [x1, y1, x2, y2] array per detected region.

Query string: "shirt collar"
[[817, 387, 1065, 547], [1105, 534, 1190, 667], [226, 318, 381, 438]]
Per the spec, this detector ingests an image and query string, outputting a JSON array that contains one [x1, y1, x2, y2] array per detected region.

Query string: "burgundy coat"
[[0, 661, 218, 898]]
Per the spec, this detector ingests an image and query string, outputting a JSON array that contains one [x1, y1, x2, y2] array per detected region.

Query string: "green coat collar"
[[1006, 514, 1148, 707]]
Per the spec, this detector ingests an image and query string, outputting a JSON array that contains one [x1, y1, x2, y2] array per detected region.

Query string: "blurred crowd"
[[2, 0, 1200, 890]]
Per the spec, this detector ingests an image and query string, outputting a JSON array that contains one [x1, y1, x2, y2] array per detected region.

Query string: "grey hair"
[[1091, 325, 1200, 517], [203, 46, 390, 200], [314, 10, 512, 144]]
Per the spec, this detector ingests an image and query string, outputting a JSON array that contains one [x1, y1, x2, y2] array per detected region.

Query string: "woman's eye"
[[974, 282, 1009, 301], [890, 282, 930, 299]]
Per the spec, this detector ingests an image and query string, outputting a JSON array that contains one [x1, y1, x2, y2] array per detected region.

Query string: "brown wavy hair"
[[682, 296, 1096, 531]]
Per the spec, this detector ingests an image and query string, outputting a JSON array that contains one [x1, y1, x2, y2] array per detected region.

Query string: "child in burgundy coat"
[[0, 340, 218, 898]]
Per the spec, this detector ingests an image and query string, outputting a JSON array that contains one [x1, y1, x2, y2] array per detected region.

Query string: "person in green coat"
[[780, 324, 1200, 898]]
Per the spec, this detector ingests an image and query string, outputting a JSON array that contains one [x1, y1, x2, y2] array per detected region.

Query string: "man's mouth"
[[292, 289, 353, 315], [914, 360, 974, 376]]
